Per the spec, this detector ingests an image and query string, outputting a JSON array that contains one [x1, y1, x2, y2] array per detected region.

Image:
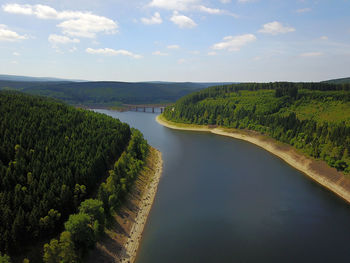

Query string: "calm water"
[[96, 109, 350, 263]]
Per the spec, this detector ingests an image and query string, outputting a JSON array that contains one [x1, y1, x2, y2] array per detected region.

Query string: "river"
[[96, 109, 350, 263]]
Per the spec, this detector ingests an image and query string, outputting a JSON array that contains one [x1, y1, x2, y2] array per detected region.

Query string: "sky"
[[0, 0, 349, 82]]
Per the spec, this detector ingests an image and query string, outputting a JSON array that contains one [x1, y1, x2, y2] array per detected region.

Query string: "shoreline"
[[156, 115, 350, 204], [87, 147, 163, 263], [121, 147, 163, 263]]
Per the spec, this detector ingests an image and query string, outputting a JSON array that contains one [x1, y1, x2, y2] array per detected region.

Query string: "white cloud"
[[237, 0, 256, 3], [148, 0, 233, 17], [2, 3, 32, 15], [3, 4, 118, 38], [178, 58, 186, 64], [152, 50, 168, 56], [208, 51, 217, 56], [170, 11, 197, 29], [320, 36, 328, 40], [141, 12, 162, 25], [220, 0, 231, 3], [198, 5, 221, 14], [259, 21, 295, 35], [86, 48, 142, 59], [13, 52, 20, 56], [48, 34, 80, 45], [149, 0, 199, 11], [300, 52, 323, 57], [296, 8, 311, 13], [212, 34, 256, 51], [0, 24, 27, 41], [167, 44, 180, 49], [58, 15, 117, 38]]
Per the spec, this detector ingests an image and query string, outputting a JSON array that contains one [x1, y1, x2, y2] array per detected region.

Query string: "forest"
[[164, 82, 350, 174], [0, 80, 207, 106], [0, 91, 149, 262]]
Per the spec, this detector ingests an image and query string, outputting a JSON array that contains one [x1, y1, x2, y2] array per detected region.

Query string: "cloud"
[[152, 50, 168, 56], [3, 4, 118, 38], [170, 11, 197, 29], [2, 3, 32, 15], [149, 0, 199, 11], [167, 44, 180, 49], [208, 51, 217, 56], [141, 12, 162, 25], [320, 36, 328, 40], [212, 34, 256, 51], [86, 48, 142, 59], [148, 0, 234, 17], [48, 34, 80, 45], [220, 0, 231, 3], [296, 8, 311, 13], [300, 52, 323, 57], [178, 58, 186, 64], [0, 24, 27, 41], [259, 21, 295, 35], [57, 15, 117, 38], [197, 5, 222, 14], [13, 52, 20, 56]]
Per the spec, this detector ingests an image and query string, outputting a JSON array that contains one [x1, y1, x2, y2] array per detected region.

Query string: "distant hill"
[[323, 77, 350, 84], [0, 80, 208, 106], [0, 74, 82, 82]]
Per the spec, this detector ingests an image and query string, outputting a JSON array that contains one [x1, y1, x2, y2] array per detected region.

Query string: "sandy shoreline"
[[86, 147, 163, 263], [156, 115, 350, 204]]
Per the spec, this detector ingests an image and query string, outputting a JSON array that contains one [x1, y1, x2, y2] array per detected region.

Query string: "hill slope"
[[0, 91, 131, 253], [163, 82, 350, 173], [323, 77, 350, 84], [0, 74, 82, 82], [0, 80, 207, 106]]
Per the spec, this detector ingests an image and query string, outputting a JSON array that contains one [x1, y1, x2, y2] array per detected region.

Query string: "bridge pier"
[[152, 107, 155, 113], [143, 107, 146, 112]]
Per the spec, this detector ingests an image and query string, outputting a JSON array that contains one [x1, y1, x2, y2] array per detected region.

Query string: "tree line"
[[164, 82, 350, 174]]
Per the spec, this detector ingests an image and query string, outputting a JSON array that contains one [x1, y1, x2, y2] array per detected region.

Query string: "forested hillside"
[[323, 77, 350, 84], [164, 82, 350, 173], [0, 91, 132, 255], [0, 80, 207, 106]]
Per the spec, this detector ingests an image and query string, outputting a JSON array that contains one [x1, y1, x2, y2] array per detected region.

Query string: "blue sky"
[[0, 0, 349, 82]]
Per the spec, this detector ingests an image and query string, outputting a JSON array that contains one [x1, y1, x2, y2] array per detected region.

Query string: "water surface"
[[96, 109, 350, 263]]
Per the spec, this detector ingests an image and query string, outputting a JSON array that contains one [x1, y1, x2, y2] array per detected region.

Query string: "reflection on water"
[[96, 109, 350, 263]]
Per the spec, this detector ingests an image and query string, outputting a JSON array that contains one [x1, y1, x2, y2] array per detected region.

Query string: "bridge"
[[122, 104, 171, 113]]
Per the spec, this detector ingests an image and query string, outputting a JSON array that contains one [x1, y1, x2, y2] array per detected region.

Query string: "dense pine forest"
[[164, 82, 350, 174], [0, 91, 149, 262]]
